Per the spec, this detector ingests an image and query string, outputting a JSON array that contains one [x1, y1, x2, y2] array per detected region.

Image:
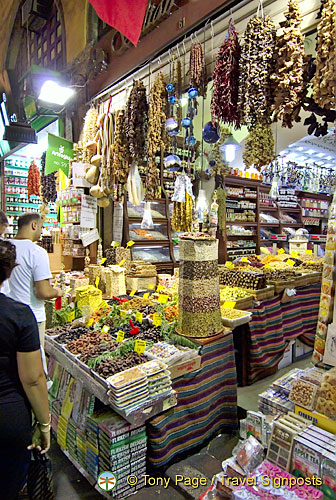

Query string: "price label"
[[135, 311, 143, 323], [129, 290, 136, 297], [134, 340, 146, 355], [67, 310, 75, 322], [148, 284, 155, 290], [278, 248, 285, 255], [120, 310, 127, 318], [95, 276, 100, 288], [223, 301, 236, 309], [153, 313, 162, 327], [225, 261, 234, 269], [118, 259, 126, 267], [305, 250, 313, 255], [54, 279, 58, 287], [116, 330, 125, 343], [287, 259, 295, 267], [112, 241, 120, 248], [101, 258, 107, 264], [126, 240, 135, 248], [143, 292, 150, 299], [157, 285, 164, 292], [241, 257, 248, 263], [101, 325, 110, 334], [291, 251, 299, 258], [158, 294, 169, 304]]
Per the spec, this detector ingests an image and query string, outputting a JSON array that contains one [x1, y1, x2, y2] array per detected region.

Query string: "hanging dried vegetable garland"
[[189, 42, 207, 97], [112, 110, 131, 183], [238, 15, 276, 126], [243, 124, 275, 171], [146, 72, 167, 200], [40, 151, 57, 203], [174, 59, 183, 125], [172, 193, 193, 232], [81, 107, 99, 162], [216, 187, 227, 234], [27, 160, 41, 197], [125, 80, 148, 162], [212, 125, 231, 177], [312, 0, 336, 110], [271, 0, 305, 128], [211, 19, 241, 128]]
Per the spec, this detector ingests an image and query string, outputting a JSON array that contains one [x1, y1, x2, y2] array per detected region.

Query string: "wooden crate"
[[303, 272, 322, 285], [267, 279, 295, 295], [293, 274, 309, 288], [242, 285, 275, 301], [235, 296, 254, 310]]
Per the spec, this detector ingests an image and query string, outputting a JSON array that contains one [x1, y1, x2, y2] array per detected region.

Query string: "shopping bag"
[[27, 450, 55, 500]]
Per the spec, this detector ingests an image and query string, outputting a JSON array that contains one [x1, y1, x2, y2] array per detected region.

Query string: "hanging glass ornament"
[[166, 83, 174, 93], [165, 117, 179, 135], [209, 159, 217, 167], [168, 96, 176, 105], [194, 153, 209, 174], [182, 117, 191, 128], [164, 154, 181, 172], [202, 121, 220, 144], [205, 165, 214, 177], [185, 135, 197, 146], [188, 87, 198, 99]]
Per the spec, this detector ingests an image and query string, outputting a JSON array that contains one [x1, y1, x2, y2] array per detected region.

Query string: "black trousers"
[[0, 399, 32, 500]]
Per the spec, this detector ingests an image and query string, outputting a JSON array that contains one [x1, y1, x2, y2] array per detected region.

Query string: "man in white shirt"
[[6, 212, 63, 348]]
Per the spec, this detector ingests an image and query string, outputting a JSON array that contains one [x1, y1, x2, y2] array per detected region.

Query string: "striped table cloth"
[[248, 283, 321, 384], [146, 333, 238, 467]]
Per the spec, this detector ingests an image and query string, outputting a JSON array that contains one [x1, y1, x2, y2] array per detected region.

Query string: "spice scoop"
[[129, 319, 139, 335]]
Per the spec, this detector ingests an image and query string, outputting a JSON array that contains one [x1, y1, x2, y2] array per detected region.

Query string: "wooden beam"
[[87, 0, 230, 99]]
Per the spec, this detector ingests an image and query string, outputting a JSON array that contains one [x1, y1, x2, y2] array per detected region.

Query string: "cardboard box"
[[278, 341, 294, 370], [294, 339, 305, 359], [168, 355, 202, 379], [291, 436, 323, 479]]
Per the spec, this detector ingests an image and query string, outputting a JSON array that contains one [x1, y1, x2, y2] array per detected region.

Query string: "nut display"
[[220, 306, 249, 319], [271, 0, 305, 128], [94, 353, 147, 379], [211, 19, 241, 128], [219, 268, 266, 290], [66, 330, 113, 355], [289, 379, 317, 409], [79, 341, 119, 364], [238, 15, 276, 126], [55, 326, 92, 344], [220, 286, 252, 302]]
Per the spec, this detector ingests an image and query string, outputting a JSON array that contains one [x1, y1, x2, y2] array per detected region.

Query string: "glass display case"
[[129, 222, 168, 241], [131, 245, 171, 263]]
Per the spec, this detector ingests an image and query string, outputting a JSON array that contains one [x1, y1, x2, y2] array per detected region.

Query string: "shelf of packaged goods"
[[228, 247, 257, 252], [4, 165, 29, 171], [5, 193, 28, 197], [227, 234, 257, 238], [6, 211, 39, 216], [280, 223, 302, 227], [226, 196, 257, 202], [4, 173, 28, 178], [259, 223, 280, 227], [4, 184, 27, 189], [297, 191, 331, 201], [6, 202, 41, 208], [63, 255, 85, 259], [225, 221, 257, 226]]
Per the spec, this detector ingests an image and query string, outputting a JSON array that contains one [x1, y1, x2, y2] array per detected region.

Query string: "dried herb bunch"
[[112, 109, 131, 183], [146, 72, 167, 200], [41, 151, 57, 203], [243, 124, 275, 171], [125, 80, 148, 162], [238, 16, 276, 126], [312, 0, 336, 110], [271, 0, 305, 128], [189, 42, 207, 97], [211, 19, 241, 128], [212, 125, 231, 176], [175, 59, 183, 124], [82, 107, 99, 162]]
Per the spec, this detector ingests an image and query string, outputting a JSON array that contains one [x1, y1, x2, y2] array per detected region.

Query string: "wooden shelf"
[[128, 217, 167, 224], [226, 221, 257, 226], [259, 223, 280, 227], [280, 223, 302, 227], [259, 205, 277, 211], [279, 207, 301, 213], [131, 240, 170, 246]]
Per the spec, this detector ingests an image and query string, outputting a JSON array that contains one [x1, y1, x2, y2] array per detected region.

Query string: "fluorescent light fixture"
[[38, 80, 75, 106], [307, 149, 315, 155], [316, 152, 325, 158], [297, 146, 304, 151], [326, 155, 333, 160]]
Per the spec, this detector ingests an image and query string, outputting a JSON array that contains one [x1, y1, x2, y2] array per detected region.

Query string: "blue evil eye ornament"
[[205, 165, 214, 176], [168, 96, 176, 105], [181, 117, 191, 128], [165, 118, 179, 136], [166, 83, 174, 93], [209, 159, 217, 167], [202, 121, 220, 144], [164, 154, 181, 172], [188, 87, 198, 99], [185, 135, 197, 146]]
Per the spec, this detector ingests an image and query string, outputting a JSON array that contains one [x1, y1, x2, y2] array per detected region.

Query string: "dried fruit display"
[[27, 160, 40, 198], [147, 72, 167, 200], [271, 0, 305, 128], [125, 80, 148, 162], [211, 20, 241, 128], [243, 124, 275, 171], [189, 42, 207, 96], [112, 109, 131, 183], [312, 0, 336, 110], [40, 151, 57, 203], [238, 15, 276, 126], [94, 352, 147, 379]]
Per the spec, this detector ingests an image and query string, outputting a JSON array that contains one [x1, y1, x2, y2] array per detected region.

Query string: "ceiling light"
[[219, 134, 242, 163], [38, 80, 75, 106], [297, 156, 307, 162], [316, 153, 325, 158], [288, 144, 295, 147], [297, 147, 304, 151], [307, 149, 315, 155], [315, 161, 324, 165], [279, 150, 288, 155], [326, 156, 333, 160], [324, 163, 333, 167]]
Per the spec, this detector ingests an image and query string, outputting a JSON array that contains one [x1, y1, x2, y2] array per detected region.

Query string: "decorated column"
[[177, 233, 223, 337]]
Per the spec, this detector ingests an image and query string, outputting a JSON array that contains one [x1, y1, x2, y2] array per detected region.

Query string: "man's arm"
[[34, 279, 63, 300]]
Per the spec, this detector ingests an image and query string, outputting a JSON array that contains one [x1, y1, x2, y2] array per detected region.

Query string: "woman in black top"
[[0, 240, 50, 499]]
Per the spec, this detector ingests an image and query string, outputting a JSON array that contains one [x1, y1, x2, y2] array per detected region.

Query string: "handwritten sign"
[[116, 330, 125, 343], [134, 340, 146, 355]]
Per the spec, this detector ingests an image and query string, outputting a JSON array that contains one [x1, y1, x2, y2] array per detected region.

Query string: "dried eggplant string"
[[211, 19, 241, 128], [271, 0, 305, 128], [125, 80, 148, 163]]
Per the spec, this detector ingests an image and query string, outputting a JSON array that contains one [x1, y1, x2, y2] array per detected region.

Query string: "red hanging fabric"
[[88, 0, 148, 47]]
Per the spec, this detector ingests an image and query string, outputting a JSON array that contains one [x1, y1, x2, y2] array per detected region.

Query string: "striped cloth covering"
[[146, 333, 237, 467], [248, 283, 321, 384]]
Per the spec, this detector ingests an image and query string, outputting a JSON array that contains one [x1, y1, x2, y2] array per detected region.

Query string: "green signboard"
[[45, 133, 73, 177]]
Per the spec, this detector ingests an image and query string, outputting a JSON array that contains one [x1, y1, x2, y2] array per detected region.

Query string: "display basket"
[[221, 311, 252, 328]]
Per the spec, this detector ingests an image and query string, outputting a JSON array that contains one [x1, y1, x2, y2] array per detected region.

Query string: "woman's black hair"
[[0, 240, 16, 284], [0, 210, 8, 226]]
